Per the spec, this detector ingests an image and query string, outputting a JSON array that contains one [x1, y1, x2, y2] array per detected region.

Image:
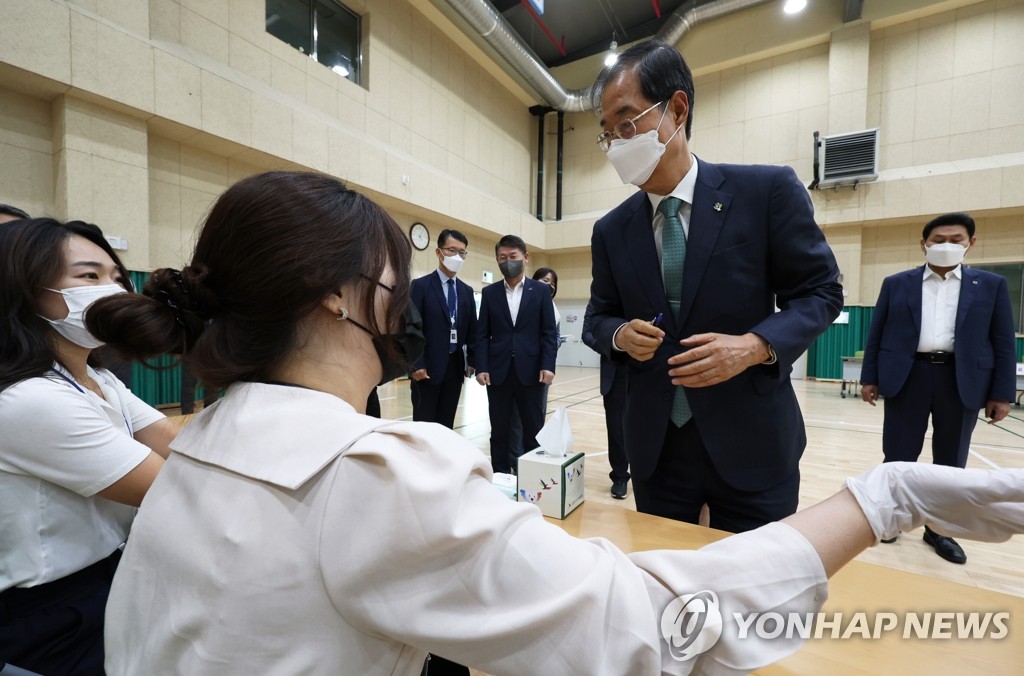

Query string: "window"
[[266, 0, 361, 85], [972, 263, 1024, 333]]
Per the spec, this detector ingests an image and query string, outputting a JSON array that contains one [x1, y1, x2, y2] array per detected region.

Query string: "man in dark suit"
[[409, 229, 477, 429], [475, 235, 558, 474], [861, 212, 1016, 564], [582, 302, 630, 499], [588, 41, 843, 533]]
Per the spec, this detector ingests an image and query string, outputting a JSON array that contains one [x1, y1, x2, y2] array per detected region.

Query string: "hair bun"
[[146, 268, 209, 350]]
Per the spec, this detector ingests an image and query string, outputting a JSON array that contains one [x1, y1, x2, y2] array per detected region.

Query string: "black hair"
[[495, 234, 527, 257], [923, 212, 976, 240], [87, 171, 412, 391], [593, 40, 695, 140], [532, 267, 558, 298], [0, 203, 30, 220], [0, 218, 132, 391], [437, 229, 468, 248]]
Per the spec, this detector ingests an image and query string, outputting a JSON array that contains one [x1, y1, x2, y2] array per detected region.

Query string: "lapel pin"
[[972, 280, 978, 284], [713, 202, 723, 212]]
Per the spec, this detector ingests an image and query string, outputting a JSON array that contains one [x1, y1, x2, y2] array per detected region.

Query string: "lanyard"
[[50, 367, 133, 434]]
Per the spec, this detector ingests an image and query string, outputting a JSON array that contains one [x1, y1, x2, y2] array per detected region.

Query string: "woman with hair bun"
[[95, 171, 1024, 675], [0, 219, 177, 674]]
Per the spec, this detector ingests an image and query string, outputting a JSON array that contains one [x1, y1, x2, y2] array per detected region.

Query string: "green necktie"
[[658, 196, 692, 428]]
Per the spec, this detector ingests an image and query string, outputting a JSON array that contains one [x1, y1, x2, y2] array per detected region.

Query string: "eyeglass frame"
[[438, 246, 469, 259], [596, 100, 665, 151]]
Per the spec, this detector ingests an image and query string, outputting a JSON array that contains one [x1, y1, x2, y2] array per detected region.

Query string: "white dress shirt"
[[105, 382, 828, 675], [435, 267, 457, 321], [0, 365, 163, 589], [504, 276, 525, 325], [918, 265, 961, 353]]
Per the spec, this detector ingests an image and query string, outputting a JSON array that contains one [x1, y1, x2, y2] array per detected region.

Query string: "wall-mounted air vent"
[[809, 128, 879, 190]]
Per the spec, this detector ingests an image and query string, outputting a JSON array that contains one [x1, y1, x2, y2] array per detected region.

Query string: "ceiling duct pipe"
[[443, 0, 775, 113]]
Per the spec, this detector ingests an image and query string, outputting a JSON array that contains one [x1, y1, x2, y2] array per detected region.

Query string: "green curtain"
[[806, 306, 1024, 379], [805, 306, 874, 379]]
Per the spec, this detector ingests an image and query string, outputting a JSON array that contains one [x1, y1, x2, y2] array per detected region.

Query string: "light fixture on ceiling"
[[604, 39, 618, 67], [783, 0, 807, 13]]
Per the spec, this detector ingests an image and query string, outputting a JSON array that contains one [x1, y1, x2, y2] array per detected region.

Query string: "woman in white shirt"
[[0, 219, 177, 674], [91, 171, 1024, 675]]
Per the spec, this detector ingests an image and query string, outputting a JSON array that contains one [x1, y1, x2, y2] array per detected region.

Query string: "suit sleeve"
[[410, 279, 428, 372], [539, 287, 558, 373], [860, 278, 892, 387], [475, 288, 491, 374], [989, 276, 1017, 402], [589, 219, 630, 364], [748, 166, 844, 368], [581, 300, 608, 359]]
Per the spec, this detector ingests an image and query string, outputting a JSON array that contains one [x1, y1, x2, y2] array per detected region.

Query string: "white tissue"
[[534, 406, 573, 458]]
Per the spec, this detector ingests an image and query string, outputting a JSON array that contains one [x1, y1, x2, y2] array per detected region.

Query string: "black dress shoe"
[[880, 536, 898, 544], [923, 527, 967, 564], [610, 479, 628, 499]]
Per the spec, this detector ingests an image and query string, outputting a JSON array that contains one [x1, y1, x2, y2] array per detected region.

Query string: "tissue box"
[[516, 449, 585, 519], [490, 472, 518, 501]]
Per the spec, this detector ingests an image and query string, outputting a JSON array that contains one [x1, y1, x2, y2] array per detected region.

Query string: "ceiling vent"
[[809, 128, 879, 190]]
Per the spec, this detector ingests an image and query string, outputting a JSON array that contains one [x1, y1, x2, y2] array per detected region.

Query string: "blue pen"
[[650, 312, 663, 327]]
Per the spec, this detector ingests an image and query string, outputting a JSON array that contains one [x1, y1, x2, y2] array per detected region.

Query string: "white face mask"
[[40, 284, 126, 348], [442, 255, 464, 274], [924, 242, 968, 268], [605, 106, 682, 187]]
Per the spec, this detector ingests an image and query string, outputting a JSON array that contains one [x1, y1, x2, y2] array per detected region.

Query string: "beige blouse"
[[105, 383, 827, 675]]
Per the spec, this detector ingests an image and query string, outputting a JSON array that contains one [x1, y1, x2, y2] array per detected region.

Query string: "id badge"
[[450, 329, 458, 345]]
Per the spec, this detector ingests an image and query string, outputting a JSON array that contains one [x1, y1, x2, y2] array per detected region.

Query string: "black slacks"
[[882, 359, 978, 468], [632, 420, 799, 533], [487, 360, 545, 474], [410, 351, 465, 429], [605, 367, 630, 483]]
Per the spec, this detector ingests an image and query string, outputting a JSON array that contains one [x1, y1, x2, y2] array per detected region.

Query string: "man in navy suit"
[[861, 212, 1015, 564], [588, 41, 843, 532], [582, 301, 631, 500], [409, 229, 477, 429], [475, 235, 558, 474]]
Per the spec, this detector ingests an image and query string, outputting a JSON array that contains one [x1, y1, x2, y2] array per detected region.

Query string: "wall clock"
[[409, 222, 430, 250]]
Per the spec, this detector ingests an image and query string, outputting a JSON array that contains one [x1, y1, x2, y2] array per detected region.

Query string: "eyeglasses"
[[596, 101, 664, 151], [440, 247, 468, 259]]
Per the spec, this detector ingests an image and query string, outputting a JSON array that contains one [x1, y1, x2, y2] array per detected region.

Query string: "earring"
[[336, 307, 349, 320]]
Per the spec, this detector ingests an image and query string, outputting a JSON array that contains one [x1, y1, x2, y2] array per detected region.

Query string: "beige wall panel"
[[0, 87, 54, 216]]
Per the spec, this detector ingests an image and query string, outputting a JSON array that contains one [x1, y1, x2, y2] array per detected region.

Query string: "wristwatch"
[[762, 343, 778, 365]]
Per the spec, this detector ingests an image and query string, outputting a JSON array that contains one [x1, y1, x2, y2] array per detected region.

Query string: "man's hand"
[[986, 400, 1011, 424], [539, 370, 555, 385], [410, 369, 429, 382], [613, 319, 664, 362], [667, 333, 769, 388], [861, 384, 879, 406], [476, 372, 491, 386]]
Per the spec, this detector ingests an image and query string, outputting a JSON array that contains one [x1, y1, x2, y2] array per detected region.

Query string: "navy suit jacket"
[[860, 265, 1016, 409], [581, 301, 621, 396], [589, 159, 843, 491], [476, 277, 558, 386], [410, 271, 477, 383]]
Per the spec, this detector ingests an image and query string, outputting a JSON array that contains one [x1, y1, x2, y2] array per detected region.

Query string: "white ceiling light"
[[783, 0, 807, 14], [604, 40, 618, 67]]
